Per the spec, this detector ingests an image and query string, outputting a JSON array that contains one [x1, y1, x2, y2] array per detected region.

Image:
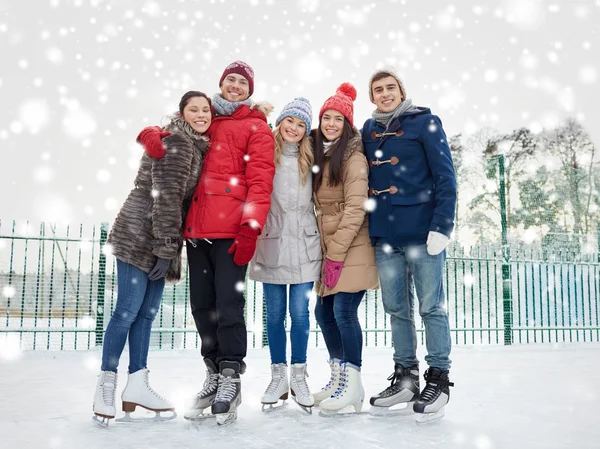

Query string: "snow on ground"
[[1, 344, 599, 449]]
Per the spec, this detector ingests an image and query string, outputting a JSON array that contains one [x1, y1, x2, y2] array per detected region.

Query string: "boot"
[[290, 363, 314, 409], [413, 368, 454, 414], [369, 364, 419, 415], [313, 358, 341, 405], [92, 370, 117, 425], [212, 361, 242, 425], [261, 363, 289, 409], [121, 368, 175, 413], [319, 362, 364, 414], [184, 359, 219, 420]]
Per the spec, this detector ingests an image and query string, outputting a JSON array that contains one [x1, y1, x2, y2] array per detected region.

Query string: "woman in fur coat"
[[310, 83, 379, 416], [92, 91, 211, 425]]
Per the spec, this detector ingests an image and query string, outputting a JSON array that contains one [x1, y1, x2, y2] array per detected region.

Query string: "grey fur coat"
[[107, 116, 209, 283]]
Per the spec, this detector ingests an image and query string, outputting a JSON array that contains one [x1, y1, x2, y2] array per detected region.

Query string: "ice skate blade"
[[92, 415, 112, 427], [369, 401, 415, 417], [215, 410, 238, 426], [292, 398, 313, 415], [115, 410, 177, 423], [261, 401, 286, 412], [184, 411, 215, 421], [414, 407, 445, 425]]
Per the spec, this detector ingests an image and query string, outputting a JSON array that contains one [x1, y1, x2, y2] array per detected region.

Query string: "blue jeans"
[[375, 241, 451, 371], [101, 259, 165, 373], [263, 282, 313, 364], [314, 290, 365, 368]]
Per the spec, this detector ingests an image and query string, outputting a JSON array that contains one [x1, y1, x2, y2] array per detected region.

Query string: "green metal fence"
[[1, 219, 599, 351]]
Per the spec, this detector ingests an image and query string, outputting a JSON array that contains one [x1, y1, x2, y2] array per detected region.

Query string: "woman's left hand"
[[323, 257, 344, 289]]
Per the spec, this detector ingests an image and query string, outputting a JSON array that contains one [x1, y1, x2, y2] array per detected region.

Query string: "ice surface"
[[1, 344, 599, 449]]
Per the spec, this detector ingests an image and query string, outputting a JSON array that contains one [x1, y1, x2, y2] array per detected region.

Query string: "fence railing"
[[1, 220, 599, 350]]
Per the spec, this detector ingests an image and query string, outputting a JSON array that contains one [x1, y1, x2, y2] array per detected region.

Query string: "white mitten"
[[426, 231, 449, 256]]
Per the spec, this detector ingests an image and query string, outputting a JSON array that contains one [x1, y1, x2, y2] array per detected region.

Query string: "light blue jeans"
[[101, 259, 165, 373], [263, 282, 313, 364], [375, 242, 451, 371]]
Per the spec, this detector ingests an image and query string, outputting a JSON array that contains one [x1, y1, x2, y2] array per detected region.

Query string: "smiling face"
[[279, 116, 306, 144], [220, 73, 250, 102], [182, 96, 211, 134], [320, 109, 345, 141], [371, 75, 404, 113]]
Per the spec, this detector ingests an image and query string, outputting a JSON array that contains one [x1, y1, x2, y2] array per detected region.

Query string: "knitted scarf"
[[212, 94, 253, 117], [372, 98, 414, 128]]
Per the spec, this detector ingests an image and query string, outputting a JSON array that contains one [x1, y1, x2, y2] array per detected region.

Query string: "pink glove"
[[136, 126, 171, 159], [323, 257, 344, 289]]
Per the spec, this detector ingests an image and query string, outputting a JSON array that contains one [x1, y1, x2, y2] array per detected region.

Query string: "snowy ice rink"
[[1, 344, 599, 449]]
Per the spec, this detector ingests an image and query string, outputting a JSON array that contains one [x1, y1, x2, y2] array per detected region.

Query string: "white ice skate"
[[319, 363, 365, 418], [116, 368, 176, 423], [92, 370, 117, 427], [313, 358, 341, 405], [413, 368, 454, 425], [184, 359, 219, 421], [290, 363, 314, 414], [261, 363, 289, 412]]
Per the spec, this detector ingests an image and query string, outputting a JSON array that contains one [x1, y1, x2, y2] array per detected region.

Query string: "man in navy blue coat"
[[362, 69, 457, 422]]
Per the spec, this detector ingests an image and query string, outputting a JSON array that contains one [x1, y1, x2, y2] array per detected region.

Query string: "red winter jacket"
[[184, 102, 275, 239]]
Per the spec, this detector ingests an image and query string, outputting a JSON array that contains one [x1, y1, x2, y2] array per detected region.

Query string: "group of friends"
[[92, 60, 457, 426]]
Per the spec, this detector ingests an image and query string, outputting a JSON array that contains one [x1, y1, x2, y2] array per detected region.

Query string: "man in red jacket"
[[138, 61, 275, 425]]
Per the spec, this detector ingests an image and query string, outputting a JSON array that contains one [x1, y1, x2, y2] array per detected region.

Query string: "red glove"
[[136, 126, 171, 159], [228, 225, 259, 266], [323, 257, 344, 289]]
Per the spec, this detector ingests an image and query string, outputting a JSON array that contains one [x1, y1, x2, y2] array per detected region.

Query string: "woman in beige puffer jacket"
[[311, 83, 379, 416]]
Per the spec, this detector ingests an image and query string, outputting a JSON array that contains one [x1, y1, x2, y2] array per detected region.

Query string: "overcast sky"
[[0, 0, 598, 227]]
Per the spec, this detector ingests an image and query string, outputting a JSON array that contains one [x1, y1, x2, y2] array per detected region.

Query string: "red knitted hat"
[[219, 60, 255, 96], [319, 82, 357, 127]]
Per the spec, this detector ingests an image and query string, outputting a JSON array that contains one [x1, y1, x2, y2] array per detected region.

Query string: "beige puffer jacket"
[[313, 129, 379, 296]]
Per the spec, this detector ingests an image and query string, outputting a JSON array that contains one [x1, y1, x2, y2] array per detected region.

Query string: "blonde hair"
[[273, 125, 314, 187]]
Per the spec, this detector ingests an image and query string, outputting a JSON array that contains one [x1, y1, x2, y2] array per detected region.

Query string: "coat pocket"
[[254, 226, 283, 267], [303, 226, 322, 261], [390, 193, 434, 240]]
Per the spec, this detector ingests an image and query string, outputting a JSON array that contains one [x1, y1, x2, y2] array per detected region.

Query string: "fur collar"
[[252, 100, 274, 117], [343, 127, 364, 161]]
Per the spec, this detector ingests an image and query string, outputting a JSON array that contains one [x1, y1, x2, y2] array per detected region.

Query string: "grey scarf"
[[211, 94, 253, 117], [372, 98, 414, 128]]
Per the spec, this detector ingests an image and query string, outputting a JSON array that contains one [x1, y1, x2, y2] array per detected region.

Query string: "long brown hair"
[[312, 119, 354, 192], [273, 126, 314, 186]]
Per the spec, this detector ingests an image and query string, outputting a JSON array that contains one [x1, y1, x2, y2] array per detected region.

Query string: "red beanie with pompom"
[[319, 82, 357, 127]]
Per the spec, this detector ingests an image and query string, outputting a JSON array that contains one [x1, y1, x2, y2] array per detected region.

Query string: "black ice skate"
[[184, 359, 219, 421], [413, 368, 454, 425], [369, 364, 419, 416], [211, 361, 242, 426]]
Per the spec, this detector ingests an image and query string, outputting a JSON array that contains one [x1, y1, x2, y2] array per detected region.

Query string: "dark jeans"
[[187, 239, 248, 368], [101, 259, 165, 373], [314, 290, 365, 368]]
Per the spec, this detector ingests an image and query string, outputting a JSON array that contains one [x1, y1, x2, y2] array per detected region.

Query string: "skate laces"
[[101, 371, 117, 406], [331, 363, 348, 399], [142, 370, 170, 402], [215, 374, 240, 403], [264, 364, 286, 395], [322, 359, 337, 390], [420, 369, 453, 402], [291, 365, 310, 397], [199, 369, 219, 397]]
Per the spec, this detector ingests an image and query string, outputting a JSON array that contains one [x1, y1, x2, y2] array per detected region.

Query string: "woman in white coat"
[[250, 98, 322, 412]]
